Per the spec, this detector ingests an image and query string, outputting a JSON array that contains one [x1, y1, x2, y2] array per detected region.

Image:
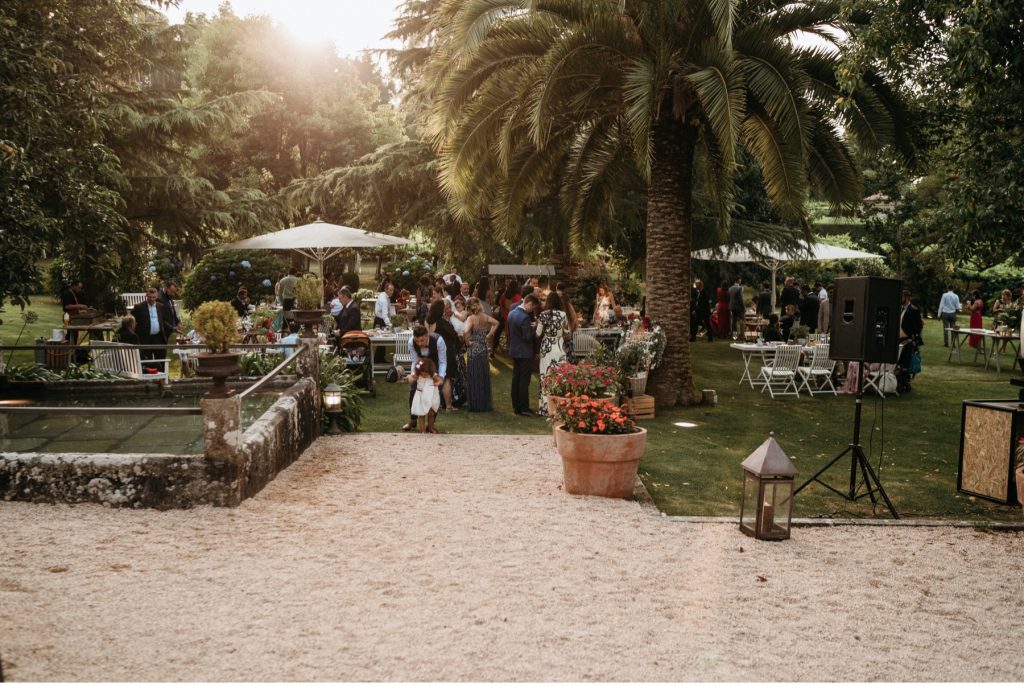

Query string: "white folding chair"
[[758, 344, 801, 398], [863, 364, 898, 397], [797, 344, 837, 396]]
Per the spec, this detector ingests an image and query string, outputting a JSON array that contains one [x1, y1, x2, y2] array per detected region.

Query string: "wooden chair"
[[798, 344, 837, 396], [91, 342, 169, 383], [758, 344, 801, 398]]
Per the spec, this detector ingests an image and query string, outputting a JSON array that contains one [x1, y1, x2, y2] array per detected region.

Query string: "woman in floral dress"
[[536, 290, 569, 415]]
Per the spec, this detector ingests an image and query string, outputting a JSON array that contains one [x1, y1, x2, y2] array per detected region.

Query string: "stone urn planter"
[[555, 426, 647, 498], [194, 352, 241, 399], [292, 309, 325, 338]]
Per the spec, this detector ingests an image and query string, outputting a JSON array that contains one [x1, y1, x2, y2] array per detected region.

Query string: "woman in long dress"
[[967, 289, 985, 348], [714, 280, 731, 336], [593, 284, 614, 326], [537, 290, 569, 416], [462, 297, 499, 412]]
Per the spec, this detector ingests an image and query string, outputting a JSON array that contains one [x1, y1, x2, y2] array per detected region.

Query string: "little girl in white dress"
[[410, 358, 441, 433]]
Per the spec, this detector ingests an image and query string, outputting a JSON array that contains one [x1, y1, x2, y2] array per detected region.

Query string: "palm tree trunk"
[[646, 117, 700, 407]]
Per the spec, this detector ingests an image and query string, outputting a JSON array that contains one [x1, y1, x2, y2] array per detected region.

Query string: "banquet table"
[[946, 328, 1021, 372]]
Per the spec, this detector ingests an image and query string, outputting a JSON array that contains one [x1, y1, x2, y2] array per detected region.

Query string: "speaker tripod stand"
[[794, 365, 899, 518]]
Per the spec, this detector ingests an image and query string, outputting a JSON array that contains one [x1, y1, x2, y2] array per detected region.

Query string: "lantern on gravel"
[[740, 433, 798, 541], [323, 383, 343, 435]]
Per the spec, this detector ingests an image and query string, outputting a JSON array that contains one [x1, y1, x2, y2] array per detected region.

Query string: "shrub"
[[383, 254, 435, 292], [319, 351, 365, 432], [192, 300, 239, 353], [295, 274, 322, 310], [238, 351, 285, 377], [340, 272, 360, 292], [182, 250, 289, 311]]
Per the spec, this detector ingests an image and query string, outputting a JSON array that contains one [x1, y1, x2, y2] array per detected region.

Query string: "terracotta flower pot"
[[194, 352, 241, 399], [556, 426, 647, 498]]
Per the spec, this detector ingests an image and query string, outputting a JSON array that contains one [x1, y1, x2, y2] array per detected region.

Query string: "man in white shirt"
[[937, 284, 962, 346], [374, 283, 395, 329], [401, 326, 447, 431]]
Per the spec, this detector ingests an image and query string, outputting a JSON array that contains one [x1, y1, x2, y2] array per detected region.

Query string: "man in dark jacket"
[[690, 279, 713, 342], [756, 282, 773, 319], [131, 288, 173, 371], [779, 276, 800, 313], [333, 288, 362, 335], [507, 293, 540, 416], [900, 289, 924, 346]]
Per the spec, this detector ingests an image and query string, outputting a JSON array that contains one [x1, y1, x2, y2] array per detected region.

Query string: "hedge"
[[182, 250, 289, 311]]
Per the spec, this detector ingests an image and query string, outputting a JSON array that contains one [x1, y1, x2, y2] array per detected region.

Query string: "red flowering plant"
[[554, 395, 638, 435], [540, 361, 622, 398]]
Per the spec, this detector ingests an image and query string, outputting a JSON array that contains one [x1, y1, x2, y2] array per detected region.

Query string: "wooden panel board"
[[961, 405, 1011, 501]]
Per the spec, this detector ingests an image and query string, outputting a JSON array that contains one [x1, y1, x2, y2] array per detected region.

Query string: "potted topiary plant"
[[616, 339, 651, 396], [292, 274, 325, 337], [552, 395, 647, 498], [789, 323, 810, 345], [192, 300, 241, 398]]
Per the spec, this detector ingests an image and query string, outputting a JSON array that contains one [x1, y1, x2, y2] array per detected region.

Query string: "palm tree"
[[424, 0, 911, 406]]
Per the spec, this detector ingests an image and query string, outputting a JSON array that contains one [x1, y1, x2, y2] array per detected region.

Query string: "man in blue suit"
[[507, 293, 540, 416]]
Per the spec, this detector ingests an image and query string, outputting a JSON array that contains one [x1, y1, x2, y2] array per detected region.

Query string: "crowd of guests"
[[936, 283, 1024, 348], [690, 275, 832, 343], [316, 268, 631, 433]]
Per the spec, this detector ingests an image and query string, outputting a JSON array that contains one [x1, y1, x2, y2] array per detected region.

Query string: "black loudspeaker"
[[829, 276, 902, 363]]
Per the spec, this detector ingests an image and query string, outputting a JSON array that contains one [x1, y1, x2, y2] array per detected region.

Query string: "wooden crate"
[[626, 394, 655, 419]]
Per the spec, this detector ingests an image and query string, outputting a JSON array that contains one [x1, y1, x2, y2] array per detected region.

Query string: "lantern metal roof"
[[741, 434, 798, 477]]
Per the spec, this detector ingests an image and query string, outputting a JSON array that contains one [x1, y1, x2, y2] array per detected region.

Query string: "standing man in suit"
[[131, 288, 172, 371], [900, 289, 924, 346], [333, 288, 362, 335], [507, 293, 540, 416], [727, 276, 745, 338], [158, 280, 182, 338], [756, 282, 773, 319], [690, 279, 713, 342]]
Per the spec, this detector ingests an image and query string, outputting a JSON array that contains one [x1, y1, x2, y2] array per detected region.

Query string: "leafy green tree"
[[422, 0, 911, 406], [844, 0, 1024, 268]]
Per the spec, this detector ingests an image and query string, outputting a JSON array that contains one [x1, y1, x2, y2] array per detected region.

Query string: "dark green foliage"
[[181, 250, 288, 310], [319, 352, 365, 432], [383, 255, 436, 292], [340, 272, 361, 292], [238, 351, 285, 377]]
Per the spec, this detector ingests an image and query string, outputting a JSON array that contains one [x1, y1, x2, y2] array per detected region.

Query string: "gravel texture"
[[1, 433, 1022, 681]]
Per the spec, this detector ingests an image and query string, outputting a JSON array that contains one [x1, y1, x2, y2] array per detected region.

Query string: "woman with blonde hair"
[[463, 297, 499, 412], [593, 284, 615, 325]]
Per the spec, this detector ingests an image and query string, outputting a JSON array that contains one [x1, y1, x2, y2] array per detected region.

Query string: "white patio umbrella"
[[692, 241, 883, 309], [216, 219, 410, 304]]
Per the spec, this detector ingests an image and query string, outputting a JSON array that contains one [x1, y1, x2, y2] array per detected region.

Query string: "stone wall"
[[0, 377, 319, 509]]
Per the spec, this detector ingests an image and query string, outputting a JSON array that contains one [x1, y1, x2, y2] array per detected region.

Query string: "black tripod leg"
[[852, 446, 879, 505], [856, 448, 900, 518], [790, 444, 856, 497]]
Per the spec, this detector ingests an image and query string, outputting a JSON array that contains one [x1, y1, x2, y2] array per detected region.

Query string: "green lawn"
[[5, 299, 1022, 521], [358, 317, 1023, 522]]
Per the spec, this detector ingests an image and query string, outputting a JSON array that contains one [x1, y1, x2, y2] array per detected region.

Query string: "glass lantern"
[[322, 383, 343, 435], [739, 433, 798, 541]]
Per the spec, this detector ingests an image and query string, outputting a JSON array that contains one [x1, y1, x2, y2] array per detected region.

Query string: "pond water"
[[0, 392, 281, 455]]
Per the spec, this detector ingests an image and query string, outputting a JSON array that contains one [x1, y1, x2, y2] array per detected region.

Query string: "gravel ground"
[[1, 433, 1022, 681]]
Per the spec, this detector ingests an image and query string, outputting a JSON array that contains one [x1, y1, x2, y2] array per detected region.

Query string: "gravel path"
[[1, 433, 1022, 681]]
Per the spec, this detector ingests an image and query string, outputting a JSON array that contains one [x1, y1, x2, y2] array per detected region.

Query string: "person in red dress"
[[967, 289, 985, 348], [714, 280, 731, 337]]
